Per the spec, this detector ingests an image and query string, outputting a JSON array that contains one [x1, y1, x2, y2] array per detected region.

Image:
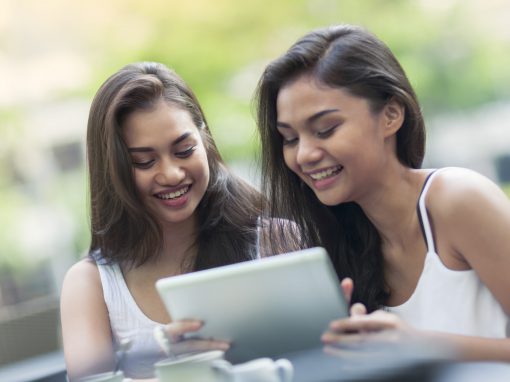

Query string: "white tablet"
[[155, 247, 348, 363]]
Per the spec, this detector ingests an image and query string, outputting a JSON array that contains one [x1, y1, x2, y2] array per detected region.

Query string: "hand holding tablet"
[[156, 247, 348, 363]]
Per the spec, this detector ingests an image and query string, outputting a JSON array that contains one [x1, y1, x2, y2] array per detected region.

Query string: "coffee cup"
[[78, 370, 129, 382], [212, 357, 294, 382], [154, 350, 225, 382]]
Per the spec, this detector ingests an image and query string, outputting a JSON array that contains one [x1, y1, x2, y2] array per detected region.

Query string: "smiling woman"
[[255, 24, 510, 362], [59, 62, 276, 381], [122, 100, 210, 225]]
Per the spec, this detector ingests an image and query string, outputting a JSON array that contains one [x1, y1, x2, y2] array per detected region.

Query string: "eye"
[[278, 131, 298, 146], [175, 145, 196, 158], [282, 136, 298, 146], [132, 159, 155, 169], [317, 124, 339, 139]]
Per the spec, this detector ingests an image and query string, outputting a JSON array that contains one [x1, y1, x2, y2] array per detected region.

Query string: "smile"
[[308, 165, 343, 180], [155, 186, 190, 200]]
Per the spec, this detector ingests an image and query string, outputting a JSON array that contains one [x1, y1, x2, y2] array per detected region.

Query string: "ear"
[[382, 98, 404, 138]]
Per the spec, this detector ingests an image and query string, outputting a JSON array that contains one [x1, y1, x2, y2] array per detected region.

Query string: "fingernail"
[[153, 326, 171, 356]]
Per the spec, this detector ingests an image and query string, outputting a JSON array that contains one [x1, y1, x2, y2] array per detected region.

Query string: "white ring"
[[153, 325, 176, 359]]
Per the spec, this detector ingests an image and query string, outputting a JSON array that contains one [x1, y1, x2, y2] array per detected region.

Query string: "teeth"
[[310, 166, 342, 180], [158, 186, 189, 200]]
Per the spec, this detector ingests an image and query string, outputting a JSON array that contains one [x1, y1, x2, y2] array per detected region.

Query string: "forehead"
[[122, 100, 198, 144], [276, 75, 367, 123]]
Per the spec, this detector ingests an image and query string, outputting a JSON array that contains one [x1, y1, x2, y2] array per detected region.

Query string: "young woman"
[[61, 62, 275, 381], [255, 25, 510, 361]]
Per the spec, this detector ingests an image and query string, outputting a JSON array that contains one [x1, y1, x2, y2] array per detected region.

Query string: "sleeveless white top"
[[96, 260, 166, 379], [93, 224, 266, 379], [386, 170, 509, 338]]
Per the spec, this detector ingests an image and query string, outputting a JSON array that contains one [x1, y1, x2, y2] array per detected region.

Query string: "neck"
[[156, 213, 199, 270], [357, 166, 428, 250]]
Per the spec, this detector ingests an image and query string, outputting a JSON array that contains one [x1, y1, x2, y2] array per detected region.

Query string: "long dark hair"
[[87, 62, 263, 269], [255, 25, 425, 311]]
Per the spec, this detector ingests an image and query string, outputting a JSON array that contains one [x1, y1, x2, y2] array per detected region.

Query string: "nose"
[[295, 137, 322, 167], [154, 158, 185, 186]]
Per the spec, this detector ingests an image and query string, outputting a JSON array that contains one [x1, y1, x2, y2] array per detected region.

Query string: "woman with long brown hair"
[[256, 24, 510, 361], [61, 62, 270, 380]]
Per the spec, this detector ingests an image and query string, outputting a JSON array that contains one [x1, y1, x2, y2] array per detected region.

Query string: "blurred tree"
[[72, 0, 510, 158], [1, 0, 510, 270]]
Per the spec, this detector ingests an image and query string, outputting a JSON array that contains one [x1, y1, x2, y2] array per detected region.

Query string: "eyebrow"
[[127, 132, 193, 152], [276, 109, 340, 128]]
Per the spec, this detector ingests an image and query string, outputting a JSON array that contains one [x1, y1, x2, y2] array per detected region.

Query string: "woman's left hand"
[[321, 307, 412, 347]]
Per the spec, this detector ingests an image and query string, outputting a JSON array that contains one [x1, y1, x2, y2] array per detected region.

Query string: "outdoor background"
[[1, 0, 510, 372]]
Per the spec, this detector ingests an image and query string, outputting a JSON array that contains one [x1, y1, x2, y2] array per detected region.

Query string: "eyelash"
[[282, 137, 298, 146], [281, 125, 338, 146], [317, 125, 338, 138], [133, 160, 154, 169], [132, 146, 197, 169], [175, 145, 196, 158]]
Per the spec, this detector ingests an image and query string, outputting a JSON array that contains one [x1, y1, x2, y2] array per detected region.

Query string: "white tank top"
[[96, 260, 166, 379], [386, 169, 509, 338], [93, 227, 265, 379]]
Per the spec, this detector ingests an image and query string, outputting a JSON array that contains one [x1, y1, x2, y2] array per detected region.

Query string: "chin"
[[315, 193, 345, 207]]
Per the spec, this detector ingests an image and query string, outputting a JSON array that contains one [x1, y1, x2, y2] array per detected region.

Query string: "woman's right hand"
[[340, 277, 368, 317], [154, 319, 230, 357]]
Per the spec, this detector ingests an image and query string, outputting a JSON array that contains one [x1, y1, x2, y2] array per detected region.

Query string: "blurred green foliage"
[[81, 0, 510, 158], [1, 0, 510, 269]]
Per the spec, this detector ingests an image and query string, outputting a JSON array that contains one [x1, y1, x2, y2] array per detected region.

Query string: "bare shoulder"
[[426, 167, 510, 266], [425, 168, 510, 314], [426, 167, 509, 219], [62, 257, 101, 292], [61, 257, 115, 379], [60, 257, 106, 313]]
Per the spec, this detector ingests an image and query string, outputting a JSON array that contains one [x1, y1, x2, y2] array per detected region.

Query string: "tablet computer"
[[155, 247, 348, 363]]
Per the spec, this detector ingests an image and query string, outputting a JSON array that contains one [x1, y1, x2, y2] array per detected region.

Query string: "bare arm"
[[434, 168, 510, 315], [61, 259, 207, 382], [324, 169, 510, 361], [60, 258, 116, 381], [429, 168, 510, 360]]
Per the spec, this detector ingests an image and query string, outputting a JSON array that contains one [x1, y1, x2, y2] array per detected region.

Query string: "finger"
[[153, 325, 172, 356], [321, 331, 366, 345], [329, 317, 398, 333], [350, 303, 367, 317], [164, 320, 203, 341], [321, 331, 338, 344], [340, 278, 353, 304]]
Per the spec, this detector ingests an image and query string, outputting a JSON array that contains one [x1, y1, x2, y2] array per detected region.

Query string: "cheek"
[[283, 148, 298, 172], [133, 170, 150, 193], [202, 162, 210, 187], [196, 150, 210, 185]]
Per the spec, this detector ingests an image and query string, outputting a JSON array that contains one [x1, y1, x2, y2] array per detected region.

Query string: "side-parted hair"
[[255, 25, 425, 311], [88, 62, 263, 269]]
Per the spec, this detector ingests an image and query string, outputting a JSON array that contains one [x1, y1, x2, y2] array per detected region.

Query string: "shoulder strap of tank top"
[[417, 169, 443, 253]]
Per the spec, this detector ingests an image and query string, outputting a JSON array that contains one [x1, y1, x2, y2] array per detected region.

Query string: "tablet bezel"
[[155, 247, 348, 363]]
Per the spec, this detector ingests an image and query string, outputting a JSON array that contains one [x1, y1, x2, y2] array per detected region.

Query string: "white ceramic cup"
[[77, 371, 129, 382], [212, 357, 294, 382], [154, 350, 225, 382]]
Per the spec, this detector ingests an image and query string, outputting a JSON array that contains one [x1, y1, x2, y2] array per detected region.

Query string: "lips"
[[154, 185, 190, 200], [308, 165, 343, 180]]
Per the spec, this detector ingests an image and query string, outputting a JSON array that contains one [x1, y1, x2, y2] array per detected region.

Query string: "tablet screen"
[[156, 247, 348, 363]]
